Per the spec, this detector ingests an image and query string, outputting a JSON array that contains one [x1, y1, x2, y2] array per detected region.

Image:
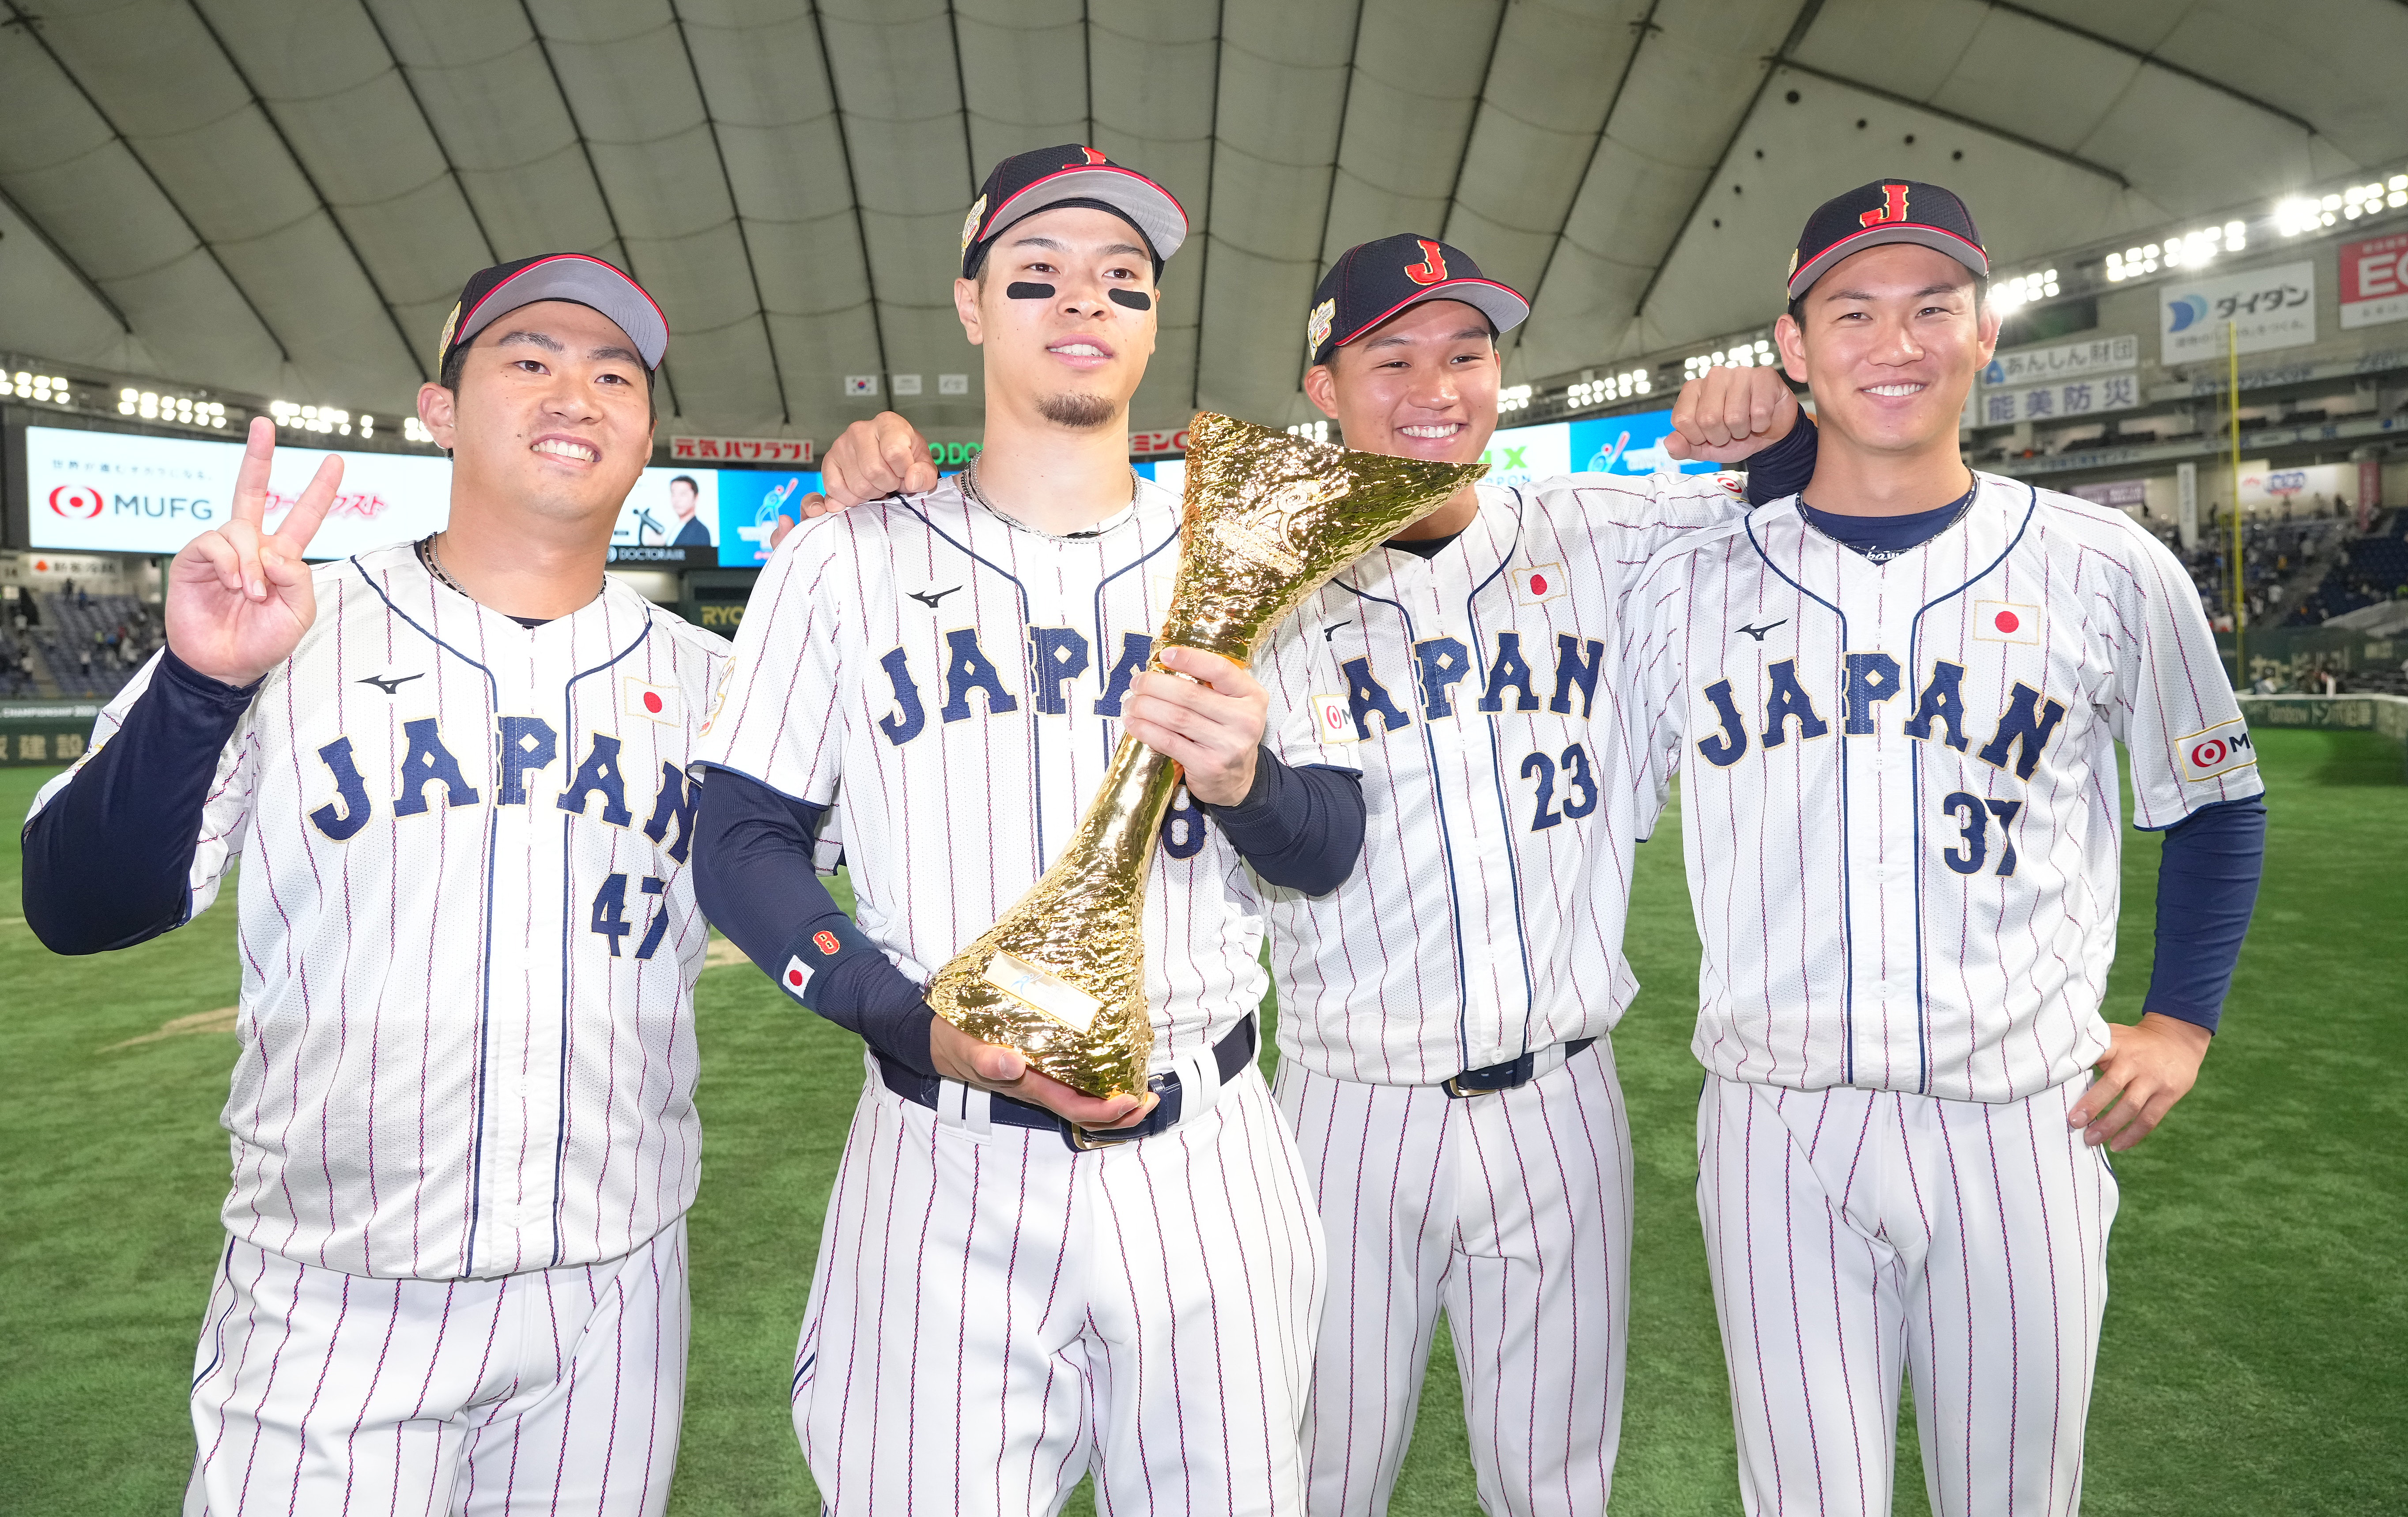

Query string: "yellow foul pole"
[[2229, 321, 2245, 687]]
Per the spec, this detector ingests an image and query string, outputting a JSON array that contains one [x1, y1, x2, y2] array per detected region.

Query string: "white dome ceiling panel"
[[2, 0, 2398, 435]]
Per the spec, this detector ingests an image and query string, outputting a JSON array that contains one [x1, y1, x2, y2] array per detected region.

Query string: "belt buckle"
[[1067, 1118, 1149, 1151], [1442, 1072, 1494, 1099]]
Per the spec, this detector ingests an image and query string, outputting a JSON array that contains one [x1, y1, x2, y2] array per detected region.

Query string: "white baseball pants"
[[184, 1219, 688, 1517], [1275, 1039, 1634, 1517], [1697, 1075, 2118, 1517], [792, 1062, 1326, 1517]]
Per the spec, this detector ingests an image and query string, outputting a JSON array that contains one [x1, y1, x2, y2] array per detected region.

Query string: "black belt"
[[1443, 1037, 1595, 1099], [877, 1014, 1257, 1152]]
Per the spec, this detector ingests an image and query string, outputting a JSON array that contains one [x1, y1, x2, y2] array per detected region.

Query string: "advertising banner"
[[1968, 373, 2141, 427], [2338, 232, 2408, 331], [2237, 460, 2357, 513], [1981, 334, 2138, 388], [2159, 260, 2316, 365], [30, 425, 723, 565], [1480, 409, 1721, 489], [668, 434, 812, 464], [714, 467, 823, 567]]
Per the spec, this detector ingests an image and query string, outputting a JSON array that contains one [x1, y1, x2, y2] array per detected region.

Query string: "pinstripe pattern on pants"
[[183, 1218, 689, 1517], [792, 1063, 1325, 1517], [1696, 1075, 2117, 1517], [1275, 1039, 1633, 1517]]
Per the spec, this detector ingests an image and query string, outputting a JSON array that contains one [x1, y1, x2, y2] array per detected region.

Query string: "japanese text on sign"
[[1967, 374, 2141, 427], [669, 436, 815, 464], [1982, 334, 2137, 388], [2160, 260, 2317, 365], [2340, 233, 2408, 331]]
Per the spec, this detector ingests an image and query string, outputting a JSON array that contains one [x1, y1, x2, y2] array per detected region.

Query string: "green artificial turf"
[[3, 727, 2401, 1513]]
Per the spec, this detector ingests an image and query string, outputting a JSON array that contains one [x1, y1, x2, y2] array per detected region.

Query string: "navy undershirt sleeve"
[[1743, 411, 1819, 505], [1200, 747, 1367, 896], [21, 648, 256, 955], [691, 768, 937, 1077], [2141, 797, 2266, 1033]]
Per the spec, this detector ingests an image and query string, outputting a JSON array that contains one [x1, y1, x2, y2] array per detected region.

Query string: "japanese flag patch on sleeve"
[[2176, 717, 2257, 781]]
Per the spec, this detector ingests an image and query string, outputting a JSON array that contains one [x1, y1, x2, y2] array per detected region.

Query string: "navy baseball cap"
[[1786, 179, 1988, 302], [1306, 233, 1529, 369], [436, 253, 668, 373], [960, 145, 1188, 279]]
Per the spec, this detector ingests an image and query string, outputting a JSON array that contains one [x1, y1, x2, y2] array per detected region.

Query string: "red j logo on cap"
[[1859, 184, 1910, 228], [1404, 239, 1449, 286]]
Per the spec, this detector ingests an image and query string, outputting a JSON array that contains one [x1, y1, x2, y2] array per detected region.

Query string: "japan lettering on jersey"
[[1257, 473, 1745, 1085], [692, 478, 1264, 1068], [32, 544, 731, 1280], [1615, 478, 2261, 1102]]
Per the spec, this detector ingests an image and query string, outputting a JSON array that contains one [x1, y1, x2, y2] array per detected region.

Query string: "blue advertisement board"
[[715, 467, 824, 566], [1478, 408, 1717, 489]]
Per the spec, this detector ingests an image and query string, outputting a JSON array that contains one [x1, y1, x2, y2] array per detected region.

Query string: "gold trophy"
[[922, 411, 1485, 1098]]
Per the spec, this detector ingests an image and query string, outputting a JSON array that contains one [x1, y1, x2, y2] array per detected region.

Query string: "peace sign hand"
[[166, 417, 343, 687]]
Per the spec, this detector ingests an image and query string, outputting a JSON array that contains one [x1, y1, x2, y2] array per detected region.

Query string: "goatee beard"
[[1037, 392, 1120, 430]]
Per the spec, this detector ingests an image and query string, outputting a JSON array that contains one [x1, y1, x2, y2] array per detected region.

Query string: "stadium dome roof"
[[2, 0, 2404, 440]]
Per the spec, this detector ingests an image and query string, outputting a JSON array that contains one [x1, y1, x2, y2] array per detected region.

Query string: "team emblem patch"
[[781, 955, 814, 1000], [434, 300, 461, 365], [1859, 183, 1910, 228], [2176, 718, 2257, 781], [1306, 298, 1335, 358], [1308, 693, 1361, 745], [960, 194, 988, 255], [1972, 600, 2039, 644], [812, 929, 842, 956], [624, 676, 681, 725], [1511, 564, 1566, 606], [1404, 239, 1449, 285]]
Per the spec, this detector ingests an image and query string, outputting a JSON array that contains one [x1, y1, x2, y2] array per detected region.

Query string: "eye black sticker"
[[1006, 282, 1056, 300], [1109, 289, 1152, 311]]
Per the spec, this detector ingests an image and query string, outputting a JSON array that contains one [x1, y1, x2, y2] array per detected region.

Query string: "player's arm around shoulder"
[[1548, 365, 1807, 565]]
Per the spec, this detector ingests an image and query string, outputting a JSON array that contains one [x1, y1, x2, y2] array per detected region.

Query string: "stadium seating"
[[32, 592, 160, 702]]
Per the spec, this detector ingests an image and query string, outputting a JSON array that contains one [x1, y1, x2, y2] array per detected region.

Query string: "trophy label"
[[982, 952, 1103, 1035]]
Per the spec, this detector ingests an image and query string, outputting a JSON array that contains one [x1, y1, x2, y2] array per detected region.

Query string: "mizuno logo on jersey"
[[1736, 620, 1786, 642], [2176, 718, 2256, 781], [908, 585, 962, 609], [359, 672, 424, 696], [1694, 657, 2067, 781]]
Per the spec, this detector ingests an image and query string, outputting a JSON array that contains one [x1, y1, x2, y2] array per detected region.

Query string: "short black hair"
[[670, 474, 698, 492]]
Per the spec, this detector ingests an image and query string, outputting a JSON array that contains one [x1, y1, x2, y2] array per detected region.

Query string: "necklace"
[[415, 534, 604, 610], [1797, 477, 1980, 565], [961, 454, 1140, 540]]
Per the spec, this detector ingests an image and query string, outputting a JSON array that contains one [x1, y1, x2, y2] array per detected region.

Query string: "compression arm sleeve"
[[1743, 411, 1818, 505], [691, 768, 937, 1077], [2141, 797, 2267, 1033], [1200, 747, 1367, 896], [21, 649, 256, 955]]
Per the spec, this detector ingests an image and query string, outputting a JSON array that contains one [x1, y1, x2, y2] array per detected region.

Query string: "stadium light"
[[1684, 340, 1773, 380], [1285, 419, 1329, 444], [1498, 383, 1534, 414], [4, 370, 72, 405], [2343, 176, 2408, 220], [120, 387, 228, 428], [271, 400, 353, 437], [1991, 268, 2060, 313], [2276, 195, 2341, 236], [1566, 368, 1651, 408]]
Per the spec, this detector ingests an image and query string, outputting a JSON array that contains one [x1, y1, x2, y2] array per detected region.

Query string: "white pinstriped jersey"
[[1259, 474, 1747, 1085], [691, 477, 1266, 1069], [34, 543, 730, 1280], [1617, 476, 2262, 1103]]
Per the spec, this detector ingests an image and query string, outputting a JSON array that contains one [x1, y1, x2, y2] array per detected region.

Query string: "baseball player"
[[1616, 180, 2266, 1515], [22, 255, 729, 1516], [688, 146, 1364, 1516], [798, 232, 1819, 1516]]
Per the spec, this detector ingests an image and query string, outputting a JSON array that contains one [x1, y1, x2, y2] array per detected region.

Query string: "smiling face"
[[1305, 299, 1500, 466], [1775, 243, 1998, 460], [418, 299, 655, 527], [954, 205, 1158, 430]]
